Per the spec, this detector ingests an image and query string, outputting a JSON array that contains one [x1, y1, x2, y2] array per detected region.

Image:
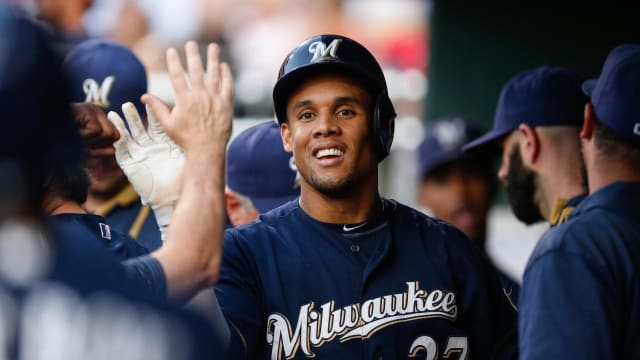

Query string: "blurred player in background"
[[0, 6, 230, 357], [519, 44, 640, 359], [34, 0, 92, 45], [417, 117, 519, 301], [44, 102, 149, 260], [464, 66, 588, 226], [225, 121, 300, 227], [63, 38, 162, 250]]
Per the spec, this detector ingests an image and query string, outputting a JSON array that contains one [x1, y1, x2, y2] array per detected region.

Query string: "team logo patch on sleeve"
[[99, 223, 112, 241]]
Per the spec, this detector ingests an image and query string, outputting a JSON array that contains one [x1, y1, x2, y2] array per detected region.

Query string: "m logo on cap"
[[308, 39, 342, 63], [434, 119, 466, 151], [82, 76, 115, 109]]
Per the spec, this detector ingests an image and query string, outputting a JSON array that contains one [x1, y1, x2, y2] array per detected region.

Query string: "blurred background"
[[13, 0, 639, 281]]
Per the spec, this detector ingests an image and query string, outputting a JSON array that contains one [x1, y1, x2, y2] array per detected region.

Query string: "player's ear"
[[580, 103, 595, 140], [517, 123, 540, 165], [281, 122, 293, 153], [496, 133, 513, 181], [225, 192, 241, 227]]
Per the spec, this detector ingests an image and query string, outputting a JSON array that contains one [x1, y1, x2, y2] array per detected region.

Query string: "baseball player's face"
[[419, 160, 494, 242], [281, 73, 377, 196], [498, 133, 544, 224], [85, 154, 129, 198]]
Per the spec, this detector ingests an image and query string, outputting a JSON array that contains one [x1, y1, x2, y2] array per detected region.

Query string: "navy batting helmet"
[[273, 34, 396, 160]]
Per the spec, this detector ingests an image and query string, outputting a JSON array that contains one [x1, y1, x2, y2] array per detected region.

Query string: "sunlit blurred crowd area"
[[17, 0, 428, 117]]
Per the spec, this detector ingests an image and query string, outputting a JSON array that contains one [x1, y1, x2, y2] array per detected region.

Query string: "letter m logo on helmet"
[[308, 39, 342, 63]]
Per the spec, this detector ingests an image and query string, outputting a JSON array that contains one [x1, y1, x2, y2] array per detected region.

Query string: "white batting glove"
[[107, 102, 185, 241]]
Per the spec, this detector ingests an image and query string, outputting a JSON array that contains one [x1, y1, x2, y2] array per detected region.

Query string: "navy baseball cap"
[[226, 121, 300, 213], [582, 44, 640, 145], [418, 118, 488, 178], [63, 39, 147, 118], [464, 66, 586, 151]]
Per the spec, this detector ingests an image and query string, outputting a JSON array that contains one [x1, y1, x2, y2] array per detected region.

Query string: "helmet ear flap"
[[373, 93, 396, 160]]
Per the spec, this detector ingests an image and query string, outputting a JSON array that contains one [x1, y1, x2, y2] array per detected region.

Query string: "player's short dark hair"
[[594, 117, 640, 168], [44, 163, 90, 204]]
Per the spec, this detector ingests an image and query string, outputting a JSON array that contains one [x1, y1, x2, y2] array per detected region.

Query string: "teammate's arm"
[[108, 41, 233, 301], [75, 41, 241, 352]]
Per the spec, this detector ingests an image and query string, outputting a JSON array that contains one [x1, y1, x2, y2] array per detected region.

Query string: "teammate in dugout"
[[44, 103, 151, 260], [416, 117, 519, 302], [518, 44, 640, 359], [63, 39, 162, 251], [118, 34, 517, 359], [42, 117, 149, 260], [463, 67, 588, 228], [225, 120, 300, 227]]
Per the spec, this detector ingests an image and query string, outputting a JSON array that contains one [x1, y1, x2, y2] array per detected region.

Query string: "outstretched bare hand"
[[141, 41, 233, 152]]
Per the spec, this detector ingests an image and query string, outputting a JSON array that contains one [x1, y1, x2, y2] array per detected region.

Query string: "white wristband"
[[152, 204, 175, 242]]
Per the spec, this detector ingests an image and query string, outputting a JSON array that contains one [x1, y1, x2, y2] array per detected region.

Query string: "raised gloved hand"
[[107, 103, 185, 241]]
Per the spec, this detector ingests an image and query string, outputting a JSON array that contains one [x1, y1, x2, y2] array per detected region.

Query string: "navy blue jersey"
[[45, 215, 165, 300], [519, 181, 640, 359], [95, 184, 162, 251], [48, 213, 149, 260], [217, 199, 517, 359]]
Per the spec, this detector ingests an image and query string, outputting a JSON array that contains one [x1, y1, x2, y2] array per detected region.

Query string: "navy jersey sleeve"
[[519, 225, 616, 359], [109, 229, 150, 259], [122, 256, 167, 301], [10, 221, 219, 359], [215, 228, 265, 358]]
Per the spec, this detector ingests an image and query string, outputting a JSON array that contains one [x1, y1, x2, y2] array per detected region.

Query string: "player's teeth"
[[316, 148, 343, 158]]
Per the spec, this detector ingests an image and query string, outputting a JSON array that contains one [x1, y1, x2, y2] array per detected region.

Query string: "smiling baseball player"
[[223, 34, 518, 359], [116, 34, 518, 359]]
